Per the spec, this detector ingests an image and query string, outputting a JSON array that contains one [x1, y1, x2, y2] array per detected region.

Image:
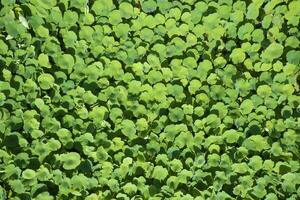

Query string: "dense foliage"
[[0, 0, 300, 199]]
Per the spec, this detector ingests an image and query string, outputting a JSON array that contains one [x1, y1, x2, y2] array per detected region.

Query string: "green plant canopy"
[[0, 0, 299, 199]]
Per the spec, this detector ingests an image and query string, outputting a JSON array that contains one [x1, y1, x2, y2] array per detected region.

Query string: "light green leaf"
[[119, 2, 134, 19], [141, 0, 157, 13], [240, 99, 254, 114], [22, 169, 36, 179], [38, 73, 55, 90], [38, 53, 51, 68], [230, 48, 246, 64], [121, 119, 137, 140], [242, 135, 270, 152], [286, 50, 300, 65], [257, 85, 272, 98], [169, 107, 184, 122], [123, 183, 137, 195], [261, 43, 284, 62], [92, 0, 115, 16], [152, 166, 168, 181], [60, 152, 81, 170]]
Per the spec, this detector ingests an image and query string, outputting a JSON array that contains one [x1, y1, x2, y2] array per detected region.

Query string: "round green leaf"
[[152, 166, 168, 181], [240, 99, 254, 114], [261, 43, 284, 62], [61, 152, 81, 170], [38, 73, 55, 90], [22, 169, 36, 179]]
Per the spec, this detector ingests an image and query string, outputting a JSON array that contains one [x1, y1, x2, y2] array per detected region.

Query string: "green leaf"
[[113, 23, 130, 38], [119, 2, 134, 19], [123, 183, 137, 195], [96, 146, 109, 162], [70, 0, 87, 9], [242, 135, 270, 152], [79, 26, 94, 42], [230, 48, 246, 64], [36, 26, 49, 37], [223, 129, 242, 144], [257, 85, 272, 98], [62, 10, 78, 27], [22, 169, 36, 179], [261, 43, 284, 62], [177, 169, 193, 184], [0, 40, 8, 55], [240, 99, 254, 114], [5, 22, 26, 38], [152, 166, 168, 181], [147, 54, 161, 69], [38, 53, 51, 68], [246, 2, 263, 20], [238, 23, 254, 40], [169, 107, 184, 122], [109, 10, 122, 25], [204, 114, 221, 129], [147, 70, 163, 84], [140, 28, 154, 42], [121, 119, 137, 140], [270, 142, 283, 156], [252, 184, 267, 198], [56, 54, 74, 70], [252, 29, 264, 42], [9, 180, 25, 194], [92, 0, 115, 16], [141, 0, 157, 13], [136, 118, 148, 132], [56, 128, 72, 145], [60, 152, 81, 170], [286, 50, 300, 65], [38, 73, 55, 90], [169, 159, 183, 173], [88, 106, 108, 121], [285, 36, 300, 48], [281, 173, 300, 193], [174, 131, 194, 149], [83, 91, 97, 105], [107, 179, 119, 192], [232, 162, 249, 174], [248, 156, 263, 170]]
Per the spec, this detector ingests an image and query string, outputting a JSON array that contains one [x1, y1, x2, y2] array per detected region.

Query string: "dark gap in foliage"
[[41, 181, 59, 196], [27, 157, 41, 170]]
